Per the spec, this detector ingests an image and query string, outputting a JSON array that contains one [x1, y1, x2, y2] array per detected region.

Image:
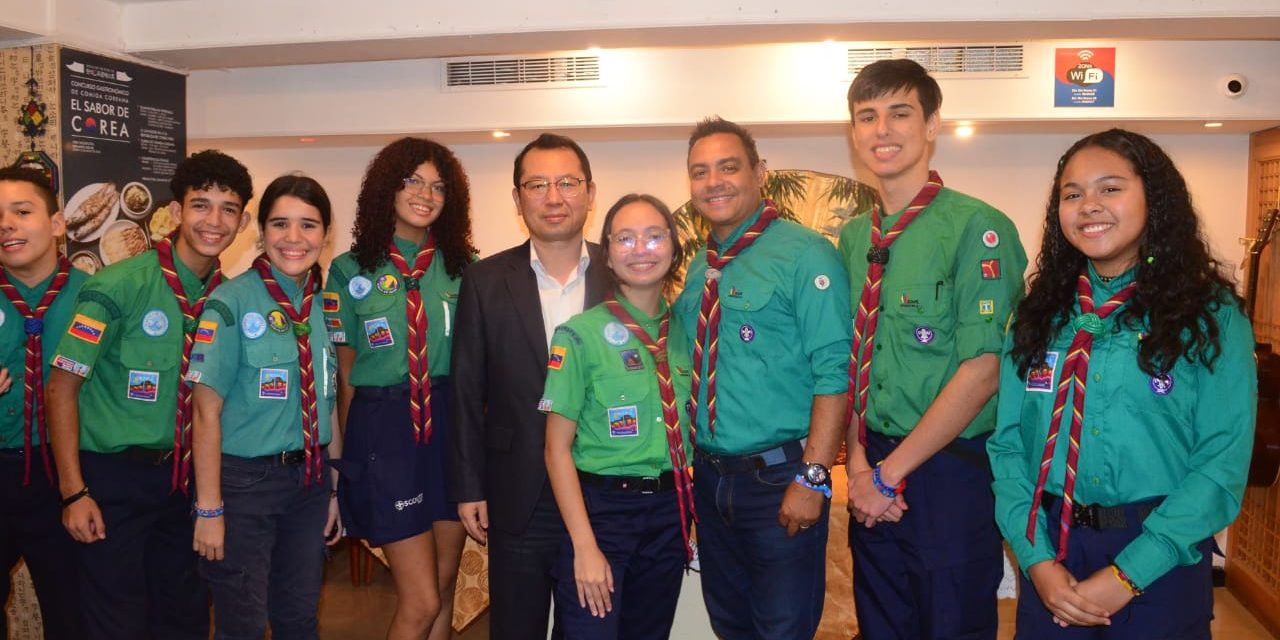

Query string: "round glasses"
[[610, 229, 671, 252]]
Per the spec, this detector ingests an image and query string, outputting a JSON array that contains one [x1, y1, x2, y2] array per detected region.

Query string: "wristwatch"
[[800, 461, 831, 487]]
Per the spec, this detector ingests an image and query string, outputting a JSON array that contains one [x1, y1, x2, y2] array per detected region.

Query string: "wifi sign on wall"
[[1054, 47, 1116, 108]]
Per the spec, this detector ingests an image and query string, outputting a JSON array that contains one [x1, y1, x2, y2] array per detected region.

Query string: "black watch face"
[[805, 463, 829, 485]]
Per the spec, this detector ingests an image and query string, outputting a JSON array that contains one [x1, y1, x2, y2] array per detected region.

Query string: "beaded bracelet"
[[872, 462, 905, 499], [194, 503, 225, 518], [1110, 564, 1143, 597]]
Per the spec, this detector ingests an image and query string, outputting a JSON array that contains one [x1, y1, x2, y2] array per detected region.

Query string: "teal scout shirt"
[[0, 267, 89, 448], [324, 236, 462, 386], [540, 296, 694, 477], [674, 203, 852, 456], [187, 266, 335, 458], [838, 187, 1028, 439], [989, 266, 1257, 589], [51, 250, 212, 453]]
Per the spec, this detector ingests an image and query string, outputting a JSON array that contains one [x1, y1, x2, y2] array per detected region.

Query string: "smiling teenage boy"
[[46, 150, 253, 640], [0, 167, 88, 639], [840, 59, 1027, 639]]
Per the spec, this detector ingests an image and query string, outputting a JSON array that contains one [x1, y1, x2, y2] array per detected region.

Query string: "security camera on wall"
[[1222, 74, 1248, 98]]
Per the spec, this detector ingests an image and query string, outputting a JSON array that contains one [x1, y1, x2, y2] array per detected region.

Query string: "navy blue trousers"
[[553, 482, 685, 640], [850, 432, 1003, 640], [200, 454, 330, 640], [1016, 496, 1212, 640], [77, 451, 209, 640], [694, 454, 829, 640], [0, 453, 84, 639]]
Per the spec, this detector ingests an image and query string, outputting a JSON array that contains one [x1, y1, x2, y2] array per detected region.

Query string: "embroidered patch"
[[982, 229, 1000, 248], [814, 274, 831, 291], [126, 370, 159, 402], [1026, 352, 1059, 392], [548, 345, 567, 370], [1150, 372, 1174, 396], [52, 354, 90, 377], [325, 317, 343, 330], [608, 405, 640, 438], [537, 398, 553, 412], [348, 276, 373, 300], [739, 324, 756, 342], [979, 299, 995, 316], [913, 326, 935, 345], [376, 274, 399, 295], [68, 314, 106, 344], [267, 310, 289, 334], [621, 349, 644, 371], [258, 368, 289, 399], [141, 310, 169, 337], [241, 312, 267, 339], [193, 320, 218, 344], [900, 293, 919, 308], [322, 292, 340, 313], [980, 259, 1001, 280], [364, 317, 394, 349], [727, 287, 742, 298], [0, 308, 5, 327], [192, 353, 204, 363], [603, 322, 629, 346], [329, 331, 347, 344], [183, 370, 202, 384]]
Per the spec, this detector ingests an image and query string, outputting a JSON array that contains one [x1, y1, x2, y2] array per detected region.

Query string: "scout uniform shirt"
[[540, 297, 693, 477], [674, 203, 852, 456], [989, 266, 1257, 589], [186, 266, 335, 457], [838, 188, 1027, 439], [0, 267, 89, 449], [323, 236, 461, 385], [51, 251, 211, 453]]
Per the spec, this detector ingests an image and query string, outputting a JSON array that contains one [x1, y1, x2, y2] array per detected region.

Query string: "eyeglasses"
[[520, 177, 587, 199], [610, 228, 671, 252], [403, 176, 446, 196]]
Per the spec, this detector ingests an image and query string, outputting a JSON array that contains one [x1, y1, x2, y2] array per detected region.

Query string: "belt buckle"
[[635, 477, 661, 495], [1072, 503, 1100, 529]]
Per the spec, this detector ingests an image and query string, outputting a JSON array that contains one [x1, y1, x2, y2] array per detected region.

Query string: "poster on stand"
[[59, 47, 185, 274], [1054, 47, 1115, 108]]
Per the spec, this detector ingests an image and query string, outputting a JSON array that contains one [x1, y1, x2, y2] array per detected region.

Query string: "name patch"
[[53, 354, 90, 377]]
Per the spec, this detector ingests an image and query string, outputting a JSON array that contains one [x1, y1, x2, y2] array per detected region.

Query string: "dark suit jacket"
[[448, 240, 608, 535]]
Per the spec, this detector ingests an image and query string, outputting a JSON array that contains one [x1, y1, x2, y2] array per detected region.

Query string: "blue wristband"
[[793, 474, 833, 499], [872, 465, 900, 499], [194, 504, 224, 518]]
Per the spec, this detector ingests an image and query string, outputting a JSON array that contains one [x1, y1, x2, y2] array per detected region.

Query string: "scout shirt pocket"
[[590, 375, 652, 441], [885, 281, 954, 350], [350, 289, 398, 351], [119, 332, 180, 402], [717, 283, 776, 378], [1112, 328, 1194, 452], [244, 335, 299, 402]]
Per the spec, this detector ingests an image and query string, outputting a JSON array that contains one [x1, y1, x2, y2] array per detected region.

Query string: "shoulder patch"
[[77, 290, 122, 320], [205, 299, 235, 326]]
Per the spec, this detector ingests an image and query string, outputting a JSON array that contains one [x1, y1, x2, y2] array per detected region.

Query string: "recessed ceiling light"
[[492, 131, 511, 139], [955, 120, 974, 127], [955, 125, 975, 138], [1204, 122, 1224, 128]]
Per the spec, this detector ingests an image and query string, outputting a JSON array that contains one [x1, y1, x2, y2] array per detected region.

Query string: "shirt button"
[[146, 360, 154, 367], [877, 383, 883, 390], [368, 453, 377, 462], [744, 303, 751, 310], [1091, 476, 1100, 486], [876, 344, 882, 351], [655, 417, 663, 423], [620, 394, 627, 401], [1091, 428, 1101, 437], [1093, 373, 1101, 382], [273, 356, 279, 363]]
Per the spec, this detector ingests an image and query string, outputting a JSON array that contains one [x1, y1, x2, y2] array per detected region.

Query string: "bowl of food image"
[[69, 250, 103, 275], [120, 182, 153, 219]]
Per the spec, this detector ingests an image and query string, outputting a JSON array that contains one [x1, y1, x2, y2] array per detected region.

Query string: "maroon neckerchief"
[[156, 233, 223, 493], [848, 171, 943, 446], [252, 255, 325, 485], [385, 234, 437, 445], [605, 292, 698, 561], [0, 257, 72, 485]]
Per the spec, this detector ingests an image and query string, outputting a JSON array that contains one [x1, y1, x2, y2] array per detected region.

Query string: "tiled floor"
[[319, 543, 1275, 639]]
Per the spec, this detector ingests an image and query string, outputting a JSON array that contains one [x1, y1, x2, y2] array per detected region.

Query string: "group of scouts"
[[0, 57, 1255, 640]]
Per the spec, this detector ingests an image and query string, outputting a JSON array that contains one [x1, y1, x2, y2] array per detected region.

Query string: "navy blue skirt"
[[335, 378, 458, 547]]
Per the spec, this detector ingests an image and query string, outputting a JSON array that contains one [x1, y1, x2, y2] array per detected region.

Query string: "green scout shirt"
[[539, 296, 694, 477], [838, 187, 1027, 439], [51, 251, 213, 453], [0, 267, 89, 448], [674, 203, 852, 456], [187, 266, 335, 458], [323, 236, 462, 386], [989, 266, 1257, 589]]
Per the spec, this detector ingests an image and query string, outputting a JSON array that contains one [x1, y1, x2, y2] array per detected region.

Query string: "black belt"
[[353, 377, 450, 401], [1042, 493, 1162, 530], [115, 446, 174, 466], [578, 470, 675, 494], [0, 448, 26, 460], [240, 450, 309, 466], [695, 438, 806, 474]]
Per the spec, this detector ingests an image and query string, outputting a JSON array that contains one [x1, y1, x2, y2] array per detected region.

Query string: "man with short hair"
[[840, 58, 1027, 639], [449, 133, 609, 639], [675, 117, 852, 639], [47, 150, 254, 640], [0, 167, 87, 639]]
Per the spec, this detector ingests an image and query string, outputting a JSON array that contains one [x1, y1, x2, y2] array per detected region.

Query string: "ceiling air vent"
[[443, 54, 602, 91], [848, 45, 1024, 78]]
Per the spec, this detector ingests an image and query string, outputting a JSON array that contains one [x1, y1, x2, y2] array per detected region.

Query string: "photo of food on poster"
[[58, 47, 185, 274]]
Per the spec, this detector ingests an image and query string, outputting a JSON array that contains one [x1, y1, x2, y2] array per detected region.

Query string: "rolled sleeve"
[[792, 240, 852, 394]]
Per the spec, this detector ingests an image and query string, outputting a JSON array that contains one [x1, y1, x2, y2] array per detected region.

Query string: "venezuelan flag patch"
[[195, 320, 218, 344], [68, 314, 106, 345], [322, 291, 340, 313], [548, 345, 567, 371]]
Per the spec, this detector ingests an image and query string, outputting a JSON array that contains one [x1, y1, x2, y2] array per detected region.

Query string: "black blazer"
[[447, 240, 608, 535]]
